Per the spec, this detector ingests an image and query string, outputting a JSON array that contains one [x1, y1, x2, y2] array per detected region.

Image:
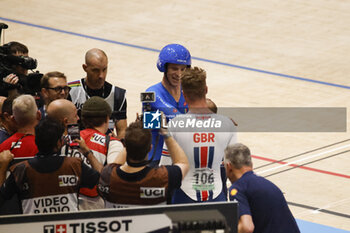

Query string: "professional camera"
[[0, 45, 43, 97], [0, 23, 43, 97], [140, 91, 155, 112]]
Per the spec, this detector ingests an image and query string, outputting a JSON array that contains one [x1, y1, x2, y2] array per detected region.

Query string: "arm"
[[106, 140, 125, 164], [112, 148, 126, 165], [0, 150, 14, 186], [75, 138, 104, 173], [161, 129, 189, 179], [238, 215, 254, 233], [115, 119, 127, 140]]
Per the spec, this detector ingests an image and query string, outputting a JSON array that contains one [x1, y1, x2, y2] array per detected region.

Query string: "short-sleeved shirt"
[[145, 82, 188, 163], [0, 133, 38, 158], [229, 171, 300, 233]]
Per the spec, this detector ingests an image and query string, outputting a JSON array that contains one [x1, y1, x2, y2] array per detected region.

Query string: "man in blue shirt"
[[224, 143, 300, 233], [145, 44, 191, 166]]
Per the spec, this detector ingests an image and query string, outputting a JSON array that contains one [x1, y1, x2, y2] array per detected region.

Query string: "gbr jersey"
[[160, 112, 237, 203]]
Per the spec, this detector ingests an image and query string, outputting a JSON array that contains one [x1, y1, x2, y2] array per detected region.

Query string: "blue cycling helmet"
[[157, 44, 191, 72]]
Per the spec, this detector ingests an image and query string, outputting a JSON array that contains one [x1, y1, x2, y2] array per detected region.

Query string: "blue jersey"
[[229, 171, 300, 233], [145, 82, 188, 164]]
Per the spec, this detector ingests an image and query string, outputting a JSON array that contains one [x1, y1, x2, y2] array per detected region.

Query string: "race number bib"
[[192, 168, 215, 191]]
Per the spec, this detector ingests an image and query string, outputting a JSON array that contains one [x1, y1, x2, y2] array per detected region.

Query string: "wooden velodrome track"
[[0, 0, 349, 231]]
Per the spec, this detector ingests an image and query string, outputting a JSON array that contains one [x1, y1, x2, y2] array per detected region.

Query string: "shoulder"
[[64, 156, 83, 165], [68, 79, 83, 88], [146, 82, 162, 92], [9, 160, 29, 173], [112, 84, 126, 93], [101, 163, 119, 174], [163, 165, 182, 176]]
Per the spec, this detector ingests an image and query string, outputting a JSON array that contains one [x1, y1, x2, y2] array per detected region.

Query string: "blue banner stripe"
[[194, 147, 199, 168], [209, 191, 213, 201], [208, 146, 214, 169], [196, 190, 201, 202]]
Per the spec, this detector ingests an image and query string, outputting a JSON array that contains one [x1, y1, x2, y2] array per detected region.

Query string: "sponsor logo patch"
[[58, 175, 79, 187]]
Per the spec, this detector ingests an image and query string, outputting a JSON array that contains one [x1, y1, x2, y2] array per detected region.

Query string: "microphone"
[[0, 23, 8, 29]]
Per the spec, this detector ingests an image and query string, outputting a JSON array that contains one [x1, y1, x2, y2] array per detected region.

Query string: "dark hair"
[[35, 117, 65, 155], [1, 94, 18, 116], [82, 116, 107, 128], [124, 121, 151, 161], [7, 41, 28, 55], [40, 71, 67, 88]]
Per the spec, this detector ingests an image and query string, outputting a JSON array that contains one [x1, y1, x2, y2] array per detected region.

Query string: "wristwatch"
[[83, 150, 93, 157], [162, 131, 172, 139]]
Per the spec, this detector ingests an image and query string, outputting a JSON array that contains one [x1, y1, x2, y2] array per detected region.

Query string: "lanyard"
[[10, 134, 31, 151]]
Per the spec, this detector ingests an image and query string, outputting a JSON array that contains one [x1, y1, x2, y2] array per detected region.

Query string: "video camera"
[[0, 23, 43, 97]]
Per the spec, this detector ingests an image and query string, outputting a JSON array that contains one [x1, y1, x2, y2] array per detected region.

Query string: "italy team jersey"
[[145, 82, 188, 162], [160, 112, 237, 203]]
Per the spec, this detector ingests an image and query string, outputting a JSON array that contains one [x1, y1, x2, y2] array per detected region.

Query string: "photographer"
[[0, 41, 42, 100]]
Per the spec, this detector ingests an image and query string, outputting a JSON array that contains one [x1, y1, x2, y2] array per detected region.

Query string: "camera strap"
[[10, 134, 31, 152]]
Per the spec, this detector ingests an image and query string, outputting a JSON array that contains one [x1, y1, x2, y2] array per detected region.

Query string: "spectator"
[[68, 48, 127, 139], [160, 67, 237, 203], [98, 121, 189, 208], [0, 117, 99, 214], [0, 95, 40, 158], [0, 42, 29, 97], [0, 95, 20, 143], [224, 143, 300, 233], [0, 96, 9, 143], [77, 96, 124, 210], [39, 71, 70, 118], [144, 44, 191, 166]]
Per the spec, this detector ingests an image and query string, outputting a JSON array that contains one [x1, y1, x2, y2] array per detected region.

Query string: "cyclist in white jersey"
[[160, 67, 237, 203]]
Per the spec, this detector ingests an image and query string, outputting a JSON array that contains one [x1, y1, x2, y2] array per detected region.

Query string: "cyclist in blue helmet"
[[144, 44, 191, 166]]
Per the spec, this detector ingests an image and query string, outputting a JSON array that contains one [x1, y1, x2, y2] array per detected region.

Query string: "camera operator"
[[0, 41, 42, 101]]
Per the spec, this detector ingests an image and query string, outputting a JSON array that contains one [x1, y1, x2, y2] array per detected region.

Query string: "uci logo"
[[140, 187, 165, 198], [58, 175, 79, 187], [91, 133, 105, 146]]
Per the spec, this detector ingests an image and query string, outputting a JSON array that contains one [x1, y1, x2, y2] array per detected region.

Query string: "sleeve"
[[80, 162, 100, 189], [165, 165, 182, 192], [159, 143, 172, 165], [106, 140, 124, 164], [229, 186, 251, 217]]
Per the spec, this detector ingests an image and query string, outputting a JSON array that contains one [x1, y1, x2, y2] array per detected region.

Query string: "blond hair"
[[181, 67, 207, 101]]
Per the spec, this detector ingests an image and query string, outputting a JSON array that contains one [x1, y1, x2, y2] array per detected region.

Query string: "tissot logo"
[[58, 175, 79, 187], [43, 220, 132, 233], [43, 224, 66, 233]]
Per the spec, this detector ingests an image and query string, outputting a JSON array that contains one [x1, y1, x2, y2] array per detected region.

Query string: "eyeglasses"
[[46, 86, 71, 93]]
